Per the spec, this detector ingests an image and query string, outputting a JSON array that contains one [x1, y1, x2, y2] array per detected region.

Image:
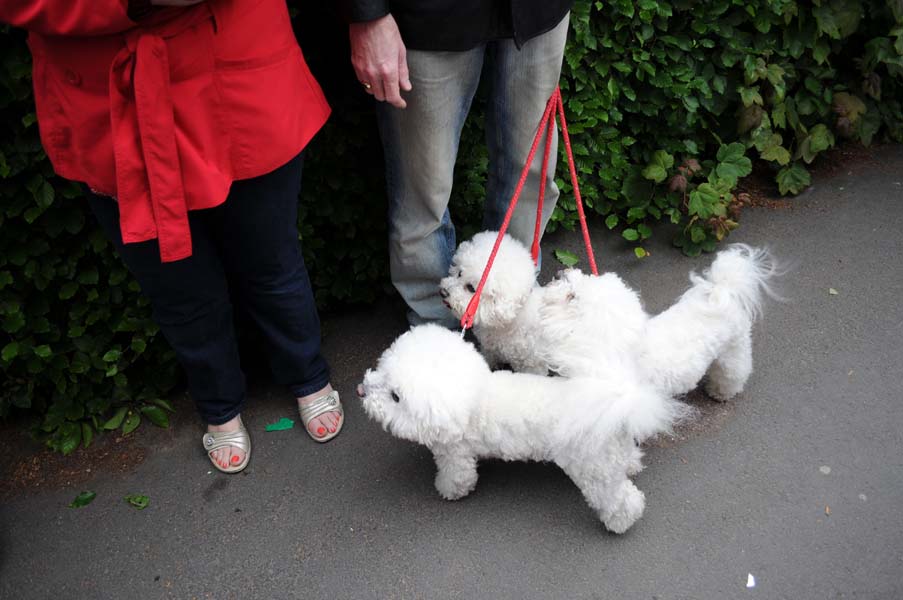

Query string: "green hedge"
[[2, 0, 902, 452]]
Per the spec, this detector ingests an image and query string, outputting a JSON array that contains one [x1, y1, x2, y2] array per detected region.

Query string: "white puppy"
[[541, 244, 778, 400], [439, 231, 644, 375], [358, 324, 690, 534]]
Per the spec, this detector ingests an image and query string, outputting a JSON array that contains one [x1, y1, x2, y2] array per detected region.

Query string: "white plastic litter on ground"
[[747, 573, 756, 588]]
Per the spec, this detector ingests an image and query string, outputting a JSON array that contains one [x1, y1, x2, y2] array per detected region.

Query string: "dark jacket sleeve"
[[339, 0, 390, 23]]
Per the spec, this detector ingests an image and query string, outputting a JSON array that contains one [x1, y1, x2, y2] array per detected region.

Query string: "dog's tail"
[[569, 378, 693, 444], [689, 244, 781, 323]]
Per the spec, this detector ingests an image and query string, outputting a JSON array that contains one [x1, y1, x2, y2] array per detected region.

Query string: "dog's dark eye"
[[391, 391, 400, 403], [466, 283, 476, 293]]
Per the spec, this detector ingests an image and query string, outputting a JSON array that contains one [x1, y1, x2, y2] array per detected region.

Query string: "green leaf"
[[715, 143, 752, 185], [554, 249, 579, 267], [140, 405, 169, 428], [1, 342, 19, 361], [69, 491, 97, 509], [153, 398, 176, 413], [622, 228, 640, 242], [102, 350, 122, 363], [82, 423, 94, 449], [761, 145, 792, 166], [605, 214, 619, 229], [265, 417, 296, 432], [103, 407, 128, 430], [34, 345, 52, 359], [776, 163, 812, 195], [634, 247, 647, 259], [122, 411, 141, 435], [642, 165, 667, 183], [124, 494, 150, 510], [637, 223, 652, 239]]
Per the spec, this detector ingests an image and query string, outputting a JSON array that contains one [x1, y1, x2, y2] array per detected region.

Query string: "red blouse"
[[2, 0, 331, 262]]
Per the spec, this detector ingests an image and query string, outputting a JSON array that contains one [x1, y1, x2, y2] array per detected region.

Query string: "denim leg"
[[377, 46, 486, 327], [213, 154, 330, 399], [86, 193, 246, 426], [483, 14, 570, 254]]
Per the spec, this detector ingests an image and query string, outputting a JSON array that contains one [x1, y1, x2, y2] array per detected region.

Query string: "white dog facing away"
[[541, 244, 779, 401], [357, 324, 690, 533], [439, 231, 646, 376], [443, 231, 778, 401]]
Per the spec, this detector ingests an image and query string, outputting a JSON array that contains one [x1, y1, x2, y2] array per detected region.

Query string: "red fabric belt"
[[108, 7, 213, 263]]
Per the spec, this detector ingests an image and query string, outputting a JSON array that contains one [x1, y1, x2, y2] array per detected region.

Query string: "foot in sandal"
[[204, 415, 251, 473], [298, 384, 343, 442]]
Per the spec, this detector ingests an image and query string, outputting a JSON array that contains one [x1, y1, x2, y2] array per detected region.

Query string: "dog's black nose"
[[439, 288, 449, 299]]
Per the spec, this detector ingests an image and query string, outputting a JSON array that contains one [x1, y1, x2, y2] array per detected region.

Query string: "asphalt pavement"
[[1, 145, 902, 599]]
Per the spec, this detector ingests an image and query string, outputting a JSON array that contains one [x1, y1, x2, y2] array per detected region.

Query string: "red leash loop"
[[460, 87, 596, 331]]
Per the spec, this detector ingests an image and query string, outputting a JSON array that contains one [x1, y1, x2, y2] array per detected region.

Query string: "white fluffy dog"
[[541, 244, 778, 400], [358, 324, 689, 533], [439, 231, 645, 375]]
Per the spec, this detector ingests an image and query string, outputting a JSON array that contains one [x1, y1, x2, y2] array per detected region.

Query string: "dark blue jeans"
[[87, 153, 329, 425]]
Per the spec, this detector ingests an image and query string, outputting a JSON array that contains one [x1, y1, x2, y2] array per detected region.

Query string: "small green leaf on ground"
[[124, 494, 149, 510], [634, 247, 648, 259], [828, 288, 839, 295], [265, 417, 295, 432], [554, 249, 579, 267], [69, 491, 97, 508]]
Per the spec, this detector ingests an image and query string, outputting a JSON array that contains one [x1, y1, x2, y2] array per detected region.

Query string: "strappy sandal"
[[202, 416, 251, 473], [299, 390, 344, 443]]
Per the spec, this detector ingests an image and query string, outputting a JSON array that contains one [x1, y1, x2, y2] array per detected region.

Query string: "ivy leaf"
[[34, 345, 52, 359], [69, 491, 97, 509], [1, 342, 19, 362], [140, 405, 169, 428], [622, 228, 640, 241], [634, 247, 648, 259], [103, 407, 128, 430], [124, 494, 150, 510], [776, 163, 812, 195], [554, 249, 579, 267], [605, 214, 619, 229], [122, 411, 141, 435], [761, 145, 792, 165], [715, 143, 752, 185]]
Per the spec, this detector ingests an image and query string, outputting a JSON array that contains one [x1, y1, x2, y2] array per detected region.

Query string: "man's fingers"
[[398, 47, 412, 92], [381, 66, 407, 109], [371, 76, 387, 103]]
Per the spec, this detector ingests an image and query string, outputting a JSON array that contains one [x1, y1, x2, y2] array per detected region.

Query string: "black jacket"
[[341, 0, 573, 51]]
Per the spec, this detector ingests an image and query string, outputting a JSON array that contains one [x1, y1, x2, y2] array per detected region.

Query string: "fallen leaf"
[[69, 491, 97, 508], [125, 494, 150, 510], [265, 417, 295, 432]]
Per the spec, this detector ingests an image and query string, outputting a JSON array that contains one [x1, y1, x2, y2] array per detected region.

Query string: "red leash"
[[460, 86, 597, 331]]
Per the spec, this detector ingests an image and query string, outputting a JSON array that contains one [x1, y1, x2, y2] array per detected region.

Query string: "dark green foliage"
[[2, 1, 902, 451]]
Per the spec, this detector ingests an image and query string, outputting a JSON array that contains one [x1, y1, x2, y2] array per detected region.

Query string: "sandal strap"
[[299, 390, 343, 425], [202, 423, 250, 454]]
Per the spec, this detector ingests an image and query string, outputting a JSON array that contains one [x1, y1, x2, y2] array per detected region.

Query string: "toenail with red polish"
[[317, 427, 326, 435], [231, 455, 240, 464]]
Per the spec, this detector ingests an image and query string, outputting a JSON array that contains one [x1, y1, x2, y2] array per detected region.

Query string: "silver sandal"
[[202, 416, 251, 473], [299, 390, 344, 443]]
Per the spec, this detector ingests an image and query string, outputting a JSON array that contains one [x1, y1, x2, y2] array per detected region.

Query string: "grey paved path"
[[2, 146, 902, 599]]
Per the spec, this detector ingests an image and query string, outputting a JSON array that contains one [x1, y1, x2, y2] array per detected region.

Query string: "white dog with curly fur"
[[442, 231, 777, 401], [540, 244, 778, 400], [439, 231, 646, 376], [357, 324, 690, 533]]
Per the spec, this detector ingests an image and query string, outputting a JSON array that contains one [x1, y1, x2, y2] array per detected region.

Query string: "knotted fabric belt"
[[109, 7, 214, 263]]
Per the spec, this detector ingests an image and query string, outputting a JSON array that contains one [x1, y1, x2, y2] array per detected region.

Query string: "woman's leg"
[[212, 154, 338, 439], [86, 193, 247, 468]]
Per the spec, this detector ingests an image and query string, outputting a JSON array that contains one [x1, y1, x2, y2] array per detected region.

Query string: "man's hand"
[[349, 14, 411, 109]]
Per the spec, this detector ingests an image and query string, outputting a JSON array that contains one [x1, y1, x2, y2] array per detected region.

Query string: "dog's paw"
[[602, 482, 645, 534], [704, 376, 742, 402], [434, 470, 477, 501]]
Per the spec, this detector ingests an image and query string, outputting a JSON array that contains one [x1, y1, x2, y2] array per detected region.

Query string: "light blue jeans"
[[377, 15, 570, 327]]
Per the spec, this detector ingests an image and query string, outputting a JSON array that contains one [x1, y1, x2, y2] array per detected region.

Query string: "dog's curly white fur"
[[444, 232, 778, 401], [541, 244, 779, 400], [439, 231, 645, 376], [439, 231, 548, 373], [358, 324, 690, 533]]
